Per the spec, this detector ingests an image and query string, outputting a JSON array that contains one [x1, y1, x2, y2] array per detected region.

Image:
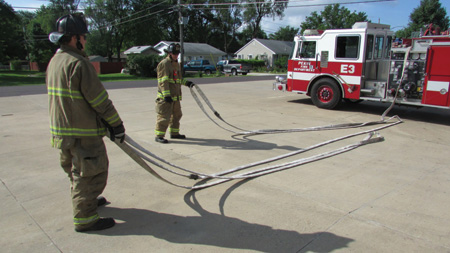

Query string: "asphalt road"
[[0, 75, 275, 97]]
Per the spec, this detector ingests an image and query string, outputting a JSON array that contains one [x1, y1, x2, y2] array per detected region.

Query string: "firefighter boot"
[[170, 134, 186, 139], [97, 196, 107, 207], [75, 218, 115, 232], [155, 136, 168, 143]]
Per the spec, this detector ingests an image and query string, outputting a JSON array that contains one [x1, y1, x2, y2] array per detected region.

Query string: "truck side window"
[[384, 36, 392, 58], [336, 36, 360, 59], [365, 35, 374, 60], [374, 36, 384, 59], [298, 41, 316, 58]]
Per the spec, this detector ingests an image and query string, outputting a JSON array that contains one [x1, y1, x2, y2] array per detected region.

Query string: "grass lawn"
[[0, 70, 153, 86], [0, 70, 227, 86]]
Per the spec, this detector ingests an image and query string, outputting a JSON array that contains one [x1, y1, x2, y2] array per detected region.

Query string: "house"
[[88, 55, 107, 62], [123, 45, 161, 56], [154, 41, 226, 64], [235, 38, 293, 67]]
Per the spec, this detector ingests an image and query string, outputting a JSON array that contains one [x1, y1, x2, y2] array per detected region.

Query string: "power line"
[[188, 0, 394, 10]]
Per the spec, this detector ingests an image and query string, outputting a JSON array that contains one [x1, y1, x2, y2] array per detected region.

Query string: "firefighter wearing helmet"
[[46, 13, 125, 232], [154, 43, 195, 143]]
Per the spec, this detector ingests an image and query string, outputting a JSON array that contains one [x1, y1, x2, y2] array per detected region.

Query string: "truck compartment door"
[[422, 45, 450, 106]]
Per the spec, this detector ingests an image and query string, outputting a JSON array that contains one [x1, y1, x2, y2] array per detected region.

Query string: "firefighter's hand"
[[185, 81, 195, 88], [164, 96, 173, 103], [112, 123, 126, 143]]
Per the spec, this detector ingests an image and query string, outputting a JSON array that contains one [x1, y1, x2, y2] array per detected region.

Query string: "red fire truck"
[[273, 22, 450, 109]]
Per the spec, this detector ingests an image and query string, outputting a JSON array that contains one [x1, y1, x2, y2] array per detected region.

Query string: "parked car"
[[183, 59, 216, 75], [217, 60, 252, 75]]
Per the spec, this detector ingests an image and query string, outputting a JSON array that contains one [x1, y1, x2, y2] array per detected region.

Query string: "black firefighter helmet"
[[49, 13, 89, 43], [165, 43, 181, 55]]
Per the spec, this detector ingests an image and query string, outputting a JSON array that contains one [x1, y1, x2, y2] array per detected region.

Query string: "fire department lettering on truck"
[[294, 61, 314, 72]]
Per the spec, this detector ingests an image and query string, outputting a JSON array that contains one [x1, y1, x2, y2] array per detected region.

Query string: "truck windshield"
[[298, 41, 316, 58]]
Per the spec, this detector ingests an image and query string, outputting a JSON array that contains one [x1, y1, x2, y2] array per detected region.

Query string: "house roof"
[[88, 55, 107, 62], [124, 45, 160, 55], [236, 38, 293, 55], [155, 41, 226, 55]]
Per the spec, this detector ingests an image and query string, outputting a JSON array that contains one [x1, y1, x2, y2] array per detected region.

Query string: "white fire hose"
[[111, 85, 403, 190]]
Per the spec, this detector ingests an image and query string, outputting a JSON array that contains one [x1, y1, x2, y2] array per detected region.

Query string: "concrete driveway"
[[1, 79, 449, 252]]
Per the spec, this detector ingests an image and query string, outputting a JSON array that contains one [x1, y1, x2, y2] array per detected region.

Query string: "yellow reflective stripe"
[[158, 76, 170, 83], [74, 214, 99, 225], [50, 126, 106, 136], [104, 112, 120, 125], [169, 128, 179, 133], [155, 130, 166, 136], [48, 87, 83, 99], [89, 90, 108, 108]]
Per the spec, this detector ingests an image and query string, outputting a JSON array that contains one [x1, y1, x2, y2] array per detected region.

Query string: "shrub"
[[126, 54, 163, 77], [273, 56, 288, 72], [236, 59, 265, 68], [10, 60, 22, 71]]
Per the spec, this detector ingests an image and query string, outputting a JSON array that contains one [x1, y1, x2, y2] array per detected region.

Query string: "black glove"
[[185, 81, 195, 88], [111, 123, 126, 143], [102, 119, 126, 143], [164, 96, 173, 103]]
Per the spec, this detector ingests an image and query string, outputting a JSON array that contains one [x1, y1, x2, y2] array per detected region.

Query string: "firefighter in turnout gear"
[[155, 43, 195, 143], [46, 13, 125, 232]]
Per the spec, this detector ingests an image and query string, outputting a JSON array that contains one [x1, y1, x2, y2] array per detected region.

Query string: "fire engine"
[[273, 22, 450, 109]]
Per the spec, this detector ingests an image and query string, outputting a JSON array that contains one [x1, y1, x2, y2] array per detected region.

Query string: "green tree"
[[0, 0, 26, 63], [84, 0, 147, 61], [208, 0, 243, 54], [300, 4, 369, 33], [269, 26, 298, 41], [396, 0, 449, 38], [242, 0, 288, 39], [24, 0, 79, 65], [238, 25, 267, 46]]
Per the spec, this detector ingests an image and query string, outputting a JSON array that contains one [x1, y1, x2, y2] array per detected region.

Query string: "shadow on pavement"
[[96, 193, 354, 253], [170, 137, 299, 152]]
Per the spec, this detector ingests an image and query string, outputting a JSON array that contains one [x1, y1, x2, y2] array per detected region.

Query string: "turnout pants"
[[155, 98, 183, 137], [59, 137, 108, 230]]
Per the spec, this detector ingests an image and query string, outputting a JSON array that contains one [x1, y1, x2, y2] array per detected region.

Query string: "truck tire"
[[231, 69, 237, 76], [242, 72, 247, 75], [311, 78, 342, 109], [204, 69, 211, 75]]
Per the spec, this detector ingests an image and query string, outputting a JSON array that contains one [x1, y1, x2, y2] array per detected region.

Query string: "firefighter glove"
[[112, 123, 126, 143], [164, 96, 173, 103], [185, 81, 195, 88], [102, 119, 126, 143]]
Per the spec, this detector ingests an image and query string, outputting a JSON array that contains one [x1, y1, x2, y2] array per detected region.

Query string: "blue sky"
[[6, 0, 450, 34]]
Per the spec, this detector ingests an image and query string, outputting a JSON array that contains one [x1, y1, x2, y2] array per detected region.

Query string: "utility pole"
[[178, 0, 184, 73]]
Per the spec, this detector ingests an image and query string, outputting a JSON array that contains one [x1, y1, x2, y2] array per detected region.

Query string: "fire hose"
[[111, 85, 403, 190]]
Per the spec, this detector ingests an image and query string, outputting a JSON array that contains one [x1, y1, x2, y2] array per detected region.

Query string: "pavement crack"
[[0, 178, 63, 253]]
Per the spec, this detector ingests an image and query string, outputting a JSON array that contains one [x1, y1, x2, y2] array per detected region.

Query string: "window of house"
[[336, 36, 360, 59], [248, 54, 253, 59]]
